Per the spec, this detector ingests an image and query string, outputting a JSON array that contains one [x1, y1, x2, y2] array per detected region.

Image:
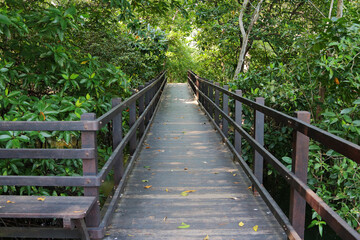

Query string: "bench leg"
[[73, 219, 90, 240]]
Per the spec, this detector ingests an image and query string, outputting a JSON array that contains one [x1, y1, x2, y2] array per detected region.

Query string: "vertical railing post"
[[195, 76, 199, 100], [208, 81, 214, 118], [129, 99, 137, 155], [81, 113, 100, 228], [112, 98, 123, 185], [289, 111, 310, 239], [253, 97, 265, 194], [151, 81, 156, 116], [222, 85, 229, 138], [214, 83, 220, 125], [199, 79, 203, 105], [138, 86, 145, 137], [144, 82, 150, 126], [204, 81, 208, 111], [235, 90, 242, 155]]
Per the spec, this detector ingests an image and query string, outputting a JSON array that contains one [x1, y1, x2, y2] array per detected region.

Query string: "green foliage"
[[165, 31, 196, 82], [0, 0, 168, 197]]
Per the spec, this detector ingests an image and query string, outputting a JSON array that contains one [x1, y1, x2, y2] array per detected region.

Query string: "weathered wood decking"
[[104, 83, 286, 240]]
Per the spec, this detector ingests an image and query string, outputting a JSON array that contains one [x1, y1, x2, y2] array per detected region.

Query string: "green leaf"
[[64, 132, 71, 144], [322, 111, 336, 117], [352, 120, 360, 126], [0, 135, 11, 142], [340, 108, 352, 114], [62, 74, 69, 80], [0, 14, 12, 25], [70, 73, 79, 79], [90, 72, 96, 79], [282, 156, 292, 164], [10, 163, 19, 174], [40, 132, 52, 138], [18, 135, 30, 142], [353, 99, 360, 105], [177, 222, 190, 229]]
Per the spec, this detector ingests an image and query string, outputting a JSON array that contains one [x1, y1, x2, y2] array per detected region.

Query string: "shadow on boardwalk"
[[104, 83, 286, 240]]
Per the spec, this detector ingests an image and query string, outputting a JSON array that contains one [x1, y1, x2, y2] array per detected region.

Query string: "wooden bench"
[[0, 195, 96, 240]]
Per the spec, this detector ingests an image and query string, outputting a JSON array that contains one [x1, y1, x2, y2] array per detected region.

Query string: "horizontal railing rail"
[[0, 71, 167, 239], [187, 70, 359, 240]]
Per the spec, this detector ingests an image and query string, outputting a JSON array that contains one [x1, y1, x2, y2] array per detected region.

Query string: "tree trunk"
[[337, 0, 343, 18], [233, 0, 264, 80], [328, 0, 334, 18]]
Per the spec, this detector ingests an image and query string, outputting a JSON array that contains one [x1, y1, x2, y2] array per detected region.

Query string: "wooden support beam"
[[289, 111, 310, 239], [235, 90, 243, 155], [81, 113, 100, 229], [222, 85, 229, 138], [253, 97, 264, 193], [112, 98, 123, 185]]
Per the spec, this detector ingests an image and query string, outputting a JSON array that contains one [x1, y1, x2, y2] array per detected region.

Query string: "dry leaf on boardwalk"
[[37, 197, 46, 201], [204, 235, 209, 240], [253, 225, 258, 232], [238, 221, 244, 227], [6, 200, 15, 204], [144, 185, 152, 189]]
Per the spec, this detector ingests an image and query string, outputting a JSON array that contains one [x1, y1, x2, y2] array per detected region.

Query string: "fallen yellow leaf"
[[165, 188, 169, 192], [253, 225, 258, 232], [37, 197, 46, 201], [233, 182, 240, 184], [183, 190, 196, 193], [128, 234, 134, 237], [144, 185, 152, 189], [145, 146, 151, 149], [248, 186, 252, 189], [233, 173, 237, 176], [204, 235, 209, 240], [73, 210, 83, 213], [6, 200, 15, 204], [238, 221, 244, 227]]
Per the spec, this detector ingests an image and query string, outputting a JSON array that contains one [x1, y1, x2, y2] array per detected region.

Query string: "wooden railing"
[[0, 71, 167, 239], [187, 70, 360, 240]]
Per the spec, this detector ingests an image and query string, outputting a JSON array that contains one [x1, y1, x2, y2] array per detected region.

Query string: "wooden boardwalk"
[[104, 83, 286, 240]]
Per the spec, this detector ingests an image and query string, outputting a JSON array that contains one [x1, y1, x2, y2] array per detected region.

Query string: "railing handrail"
[[188, 70, 360, 164], [187, 70, 360, 240]]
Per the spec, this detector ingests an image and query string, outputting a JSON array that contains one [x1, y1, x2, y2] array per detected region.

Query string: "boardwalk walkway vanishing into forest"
[[104, 84, 286, 240], [1, 71, 359, 240]]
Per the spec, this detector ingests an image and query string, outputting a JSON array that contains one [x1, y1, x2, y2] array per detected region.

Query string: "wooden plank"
[[0, 196, 96, 219], [104, 83, 285, 240]]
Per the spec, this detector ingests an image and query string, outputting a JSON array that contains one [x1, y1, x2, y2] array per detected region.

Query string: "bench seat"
[[0, 195, 96, 240]]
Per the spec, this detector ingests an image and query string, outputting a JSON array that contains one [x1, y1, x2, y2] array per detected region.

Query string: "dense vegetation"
[[0, 0, 359, 238]]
